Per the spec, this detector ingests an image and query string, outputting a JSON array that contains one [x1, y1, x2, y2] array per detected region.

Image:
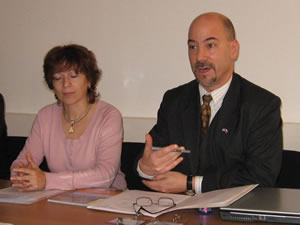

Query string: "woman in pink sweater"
[[10, 44, 126, 191]]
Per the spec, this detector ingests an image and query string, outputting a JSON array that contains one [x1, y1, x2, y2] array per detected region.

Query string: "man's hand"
[[143, 171, 187, 193], [11, 152, 46, 191], [139, 134, 184, 176]]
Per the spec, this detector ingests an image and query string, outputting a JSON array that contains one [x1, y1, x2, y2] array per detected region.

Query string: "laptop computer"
[[220, 187, 300, 224]]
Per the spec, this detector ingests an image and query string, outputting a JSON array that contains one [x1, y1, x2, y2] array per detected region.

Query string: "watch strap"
[[185, 175, 195, 195], [187, 175, 193, 191]]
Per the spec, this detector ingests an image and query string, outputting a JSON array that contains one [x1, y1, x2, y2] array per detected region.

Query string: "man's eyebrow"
[[187, 39, 196, 44], [188, 37, 218, 44], [204, 37, 217, 42]]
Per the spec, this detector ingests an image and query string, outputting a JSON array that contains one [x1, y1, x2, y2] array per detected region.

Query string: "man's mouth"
[[198, 67, 211, 73], [195, 61, 214, 74]]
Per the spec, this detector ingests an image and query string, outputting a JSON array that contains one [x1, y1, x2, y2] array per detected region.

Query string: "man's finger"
[[142, 180, 159, 190], [161, 157, 184, 173]]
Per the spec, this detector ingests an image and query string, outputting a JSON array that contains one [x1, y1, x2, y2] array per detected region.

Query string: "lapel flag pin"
[[222, 128, 228, 134]]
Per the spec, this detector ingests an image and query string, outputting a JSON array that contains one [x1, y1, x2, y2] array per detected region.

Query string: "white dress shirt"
[[195, 76, 232, 193]]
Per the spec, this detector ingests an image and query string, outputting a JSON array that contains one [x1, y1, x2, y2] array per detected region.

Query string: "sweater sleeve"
[[10, 112, 45, 174]]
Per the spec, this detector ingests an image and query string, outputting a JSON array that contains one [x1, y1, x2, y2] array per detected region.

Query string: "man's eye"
[[188, 45, 197, 50], [208, 43, 216, 48]]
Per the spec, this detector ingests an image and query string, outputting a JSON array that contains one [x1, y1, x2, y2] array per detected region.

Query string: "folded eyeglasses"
[[133, 197, 176, 216]]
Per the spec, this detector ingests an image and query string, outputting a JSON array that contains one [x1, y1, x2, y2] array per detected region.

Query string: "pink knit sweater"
[[11, 100, 126, 190]]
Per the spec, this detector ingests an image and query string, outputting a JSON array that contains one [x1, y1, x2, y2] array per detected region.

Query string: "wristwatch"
[[185, 175, 195, 195]]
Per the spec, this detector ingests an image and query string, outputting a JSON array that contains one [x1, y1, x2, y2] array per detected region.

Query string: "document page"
[[0, 187, 63, 204], [48, 189, 113, 207], [88, 190, 191, 217], [175, 184, 258, 209], [88, 184, 258, 217]]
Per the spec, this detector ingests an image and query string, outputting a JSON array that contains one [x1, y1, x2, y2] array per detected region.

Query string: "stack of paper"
[[87, 184, 258, 217], [0, 187, 63, 204], [48, 190, 111, 207]]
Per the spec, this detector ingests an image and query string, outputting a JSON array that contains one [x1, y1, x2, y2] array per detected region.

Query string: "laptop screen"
[[220, 187, 300, 224]]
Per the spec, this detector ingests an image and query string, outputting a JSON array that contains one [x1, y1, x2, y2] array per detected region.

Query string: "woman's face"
[[52, 70, 90, 106]]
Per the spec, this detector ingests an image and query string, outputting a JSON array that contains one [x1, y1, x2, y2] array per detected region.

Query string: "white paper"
[[88, 190, 191, 217], [48, 191, 110, 207], [0, 187, 63, 204], [88, 184, 258, 217], [175, 184, 258, 209]]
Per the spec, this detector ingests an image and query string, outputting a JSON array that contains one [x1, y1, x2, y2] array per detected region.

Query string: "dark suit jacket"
[[0, 94, 7, 145], [149, 73, 283, 192], [0, 94, 8, 179]]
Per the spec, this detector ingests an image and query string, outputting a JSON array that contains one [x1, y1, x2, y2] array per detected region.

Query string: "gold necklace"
[[64, 104, 91, 133]]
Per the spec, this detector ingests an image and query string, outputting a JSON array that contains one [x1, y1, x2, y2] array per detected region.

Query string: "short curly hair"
[[43, 44, 102, 104]]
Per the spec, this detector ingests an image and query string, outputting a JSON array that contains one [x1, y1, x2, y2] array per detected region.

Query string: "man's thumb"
[[145, 133, 153, 153]]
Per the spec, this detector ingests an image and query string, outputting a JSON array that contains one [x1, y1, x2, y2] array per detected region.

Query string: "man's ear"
[[231, 39, 240, 61]]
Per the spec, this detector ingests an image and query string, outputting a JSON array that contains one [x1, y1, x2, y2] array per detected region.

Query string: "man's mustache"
[[195, 61, 215, 70]]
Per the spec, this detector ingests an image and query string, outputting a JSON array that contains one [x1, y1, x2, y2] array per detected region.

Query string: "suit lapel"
[[213, 73, 241, 143], [181, 80, 201, 174], [179, 75, 242, 174]]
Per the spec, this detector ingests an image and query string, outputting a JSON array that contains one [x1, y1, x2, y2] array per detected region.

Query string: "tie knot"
[[202, 95, 212, 104]]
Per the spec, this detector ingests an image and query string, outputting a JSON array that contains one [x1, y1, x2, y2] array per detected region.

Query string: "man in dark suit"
[[0, 93, 8, 179], [137, 12, 282, 194], [0, 93, 7, 148]]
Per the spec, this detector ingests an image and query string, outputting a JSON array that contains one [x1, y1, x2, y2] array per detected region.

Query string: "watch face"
[[184, 190, 195, 196]]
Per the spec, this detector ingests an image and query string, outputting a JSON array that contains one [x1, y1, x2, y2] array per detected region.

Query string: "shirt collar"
[[198, 76, 232, 106]]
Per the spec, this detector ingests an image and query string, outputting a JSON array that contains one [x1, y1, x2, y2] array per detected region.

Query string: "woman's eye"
[[53, 75, 62, 81], [70, 71, 79, 78]]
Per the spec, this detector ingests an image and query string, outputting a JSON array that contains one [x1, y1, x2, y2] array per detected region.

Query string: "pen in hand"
[[152, 146, 191, 153]]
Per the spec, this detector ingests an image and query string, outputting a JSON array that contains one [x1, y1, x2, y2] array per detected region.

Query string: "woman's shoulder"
[[95, 99, 122, 118], [91, 100, 123, 137], [36, 103, 61, 118]]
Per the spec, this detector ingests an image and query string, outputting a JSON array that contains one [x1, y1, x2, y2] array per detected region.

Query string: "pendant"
[[69, 126, 74, 133], [68, 120, 75, 133]]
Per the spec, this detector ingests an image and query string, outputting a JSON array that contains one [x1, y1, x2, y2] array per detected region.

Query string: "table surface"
[[0, 180, 280, 225]]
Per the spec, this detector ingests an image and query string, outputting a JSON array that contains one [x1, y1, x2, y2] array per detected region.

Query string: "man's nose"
[[196, 48, 208, 61]]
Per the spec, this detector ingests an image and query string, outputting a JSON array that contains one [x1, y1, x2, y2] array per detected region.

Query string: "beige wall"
[[1, 0, 300, 149], [5, 113, 300, 151]]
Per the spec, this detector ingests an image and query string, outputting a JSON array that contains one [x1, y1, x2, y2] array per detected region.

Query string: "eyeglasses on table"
[[133, 196, 176, 216]]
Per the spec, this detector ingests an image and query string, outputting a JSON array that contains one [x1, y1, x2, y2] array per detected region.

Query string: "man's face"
[[188, 14, 239, 92]]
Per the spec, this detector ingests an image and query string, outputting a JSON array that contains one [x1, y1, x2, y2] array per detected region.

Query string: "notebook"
[[220, 187, 300, 224]]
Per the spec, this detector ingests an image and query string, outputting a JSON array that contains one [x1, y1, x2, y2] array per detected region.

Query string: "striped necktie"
[[201, 94, 212, 135]]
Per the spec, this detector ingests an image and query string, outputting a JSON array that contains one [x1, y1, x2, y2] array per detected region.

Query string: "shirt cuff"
[[137, 160, 154, 180], [195, 176, 203, 193]]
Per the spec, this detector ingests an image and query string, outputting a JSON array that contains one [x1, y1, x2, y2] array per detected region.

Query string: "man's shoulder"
[[234, 73, 281, 103], [164, 79, 198, 98]]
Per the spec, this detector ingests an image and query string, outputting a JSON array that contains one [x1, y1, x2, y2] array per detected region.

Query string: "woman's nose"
[[63, 77, 71, 87]]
